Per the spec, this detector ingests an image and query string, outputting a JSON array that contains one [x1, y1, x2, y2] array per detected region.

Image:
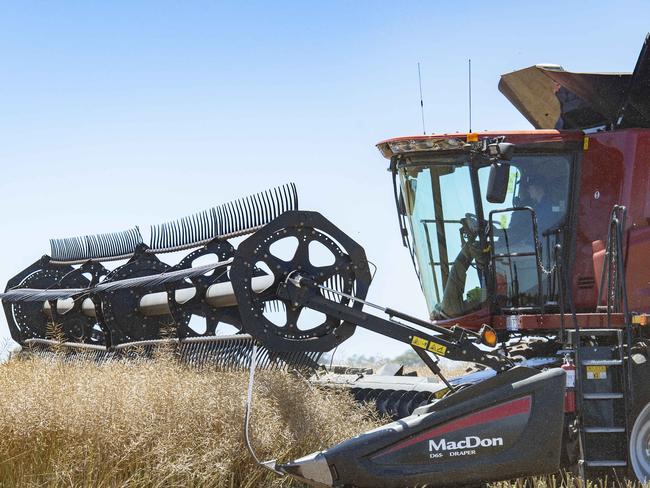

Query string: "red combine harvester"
[[3, 36, 650, 487], [271, 35, 650, 486]]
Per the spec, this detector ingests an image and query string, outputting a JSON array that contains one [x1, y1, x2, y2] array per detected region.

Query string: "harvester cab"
[[380, 133, 574, 324]]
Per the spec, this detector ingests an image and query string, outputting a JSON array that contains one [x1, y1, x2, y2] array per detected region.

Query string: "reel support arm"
[[277, 276, 512, 372]]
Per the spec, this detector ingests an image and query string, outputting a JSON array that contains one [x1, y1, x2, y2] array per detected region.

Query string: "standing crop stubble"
[[0, 354, 380, 487]]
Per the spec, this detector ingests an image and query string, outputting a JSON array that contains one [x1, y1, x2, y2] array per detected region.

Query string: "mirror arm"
[[390, 156, 409, 248]]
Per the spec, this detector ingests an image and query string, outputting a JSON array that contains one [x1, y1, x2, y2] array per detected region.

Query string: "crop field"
[[0, 351, 380, 487], [0, 351, 640, 488]]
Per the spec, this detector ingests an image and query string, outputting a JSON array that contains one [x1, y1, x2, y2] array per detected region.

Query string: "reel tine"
[[250, 191, 262, 227], [87, 234, 98, 260], [240, 197, 251, 230], [59, 237, 70, 261], [224, 338, 240, 370], [252, 193, 263, 227], [231, 200, 242, 233], [259, 189, 270, 224], [66, 237, 76, 261], [211, 207, 220, 237], [49, 238, 58, 261], [161, 221, 170, 250], [279, 184, 289, 213], [233, 200, 244, 233], [271, 186, 282, 218], [200, 209, 211, 241], [263, 188, 274, 223], [180, 217, 189, 250], [245, 194, 256, 228], [182, 216, 191, 247], [61, 237, 71, 261], [71, 236, 82, 262], [77, 236, 85, 261], [192, 213, 201, 244], [113, 231, 121, 257], [65, 237, 74, 260], [224, 201, 235, 236], [281, 184, 290, 213], [151, 224, 159, 251], [159, 221, 166, 250], [187, 215, 195, 246], [242, 197, 252, 230], [229, 200, 239, 234], [213, 206, 222, 237], [259, 349, 272, 370], [204, 211, 211, 243], [290, 182, 299, 210], [105, 232, 115, 259]]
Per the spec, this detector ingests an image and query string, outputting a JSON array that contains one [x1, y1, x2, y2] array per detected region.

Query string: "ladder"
[[569, 328, 631, 477]]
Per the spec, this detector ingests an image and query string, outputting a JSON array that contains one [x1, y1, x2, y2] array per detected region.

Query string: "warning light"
[[479, 325, 498, 347], [466, 133, 479, 142]]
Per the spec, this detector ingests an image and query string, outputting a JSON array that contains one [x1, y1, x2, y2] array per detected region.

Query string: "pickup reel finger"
[[231, 211, 372, 352]]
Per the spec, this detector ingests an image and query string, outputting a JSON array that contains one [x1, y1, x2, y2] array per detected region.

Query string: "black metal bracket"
[[277, 278, 513, 372]]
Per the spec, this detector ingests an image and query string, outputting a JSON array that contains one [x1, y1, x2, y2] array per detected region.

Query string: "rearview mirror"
[[486, 162, 510, 203]]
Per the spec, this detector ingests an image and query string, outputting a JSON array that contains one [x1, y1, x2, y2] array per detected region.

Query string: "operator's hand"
[[468, 241, 489, 266]]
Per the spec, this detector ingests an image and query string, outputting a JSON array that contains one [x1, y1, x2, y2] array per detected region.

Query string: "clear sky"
[[0, 1, 647, 358]]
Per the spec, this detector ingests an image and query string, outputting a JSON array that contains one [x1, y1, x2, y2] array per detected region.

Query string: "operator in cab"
[[506, 173, 564, 249], [434, 167, 565, 319]]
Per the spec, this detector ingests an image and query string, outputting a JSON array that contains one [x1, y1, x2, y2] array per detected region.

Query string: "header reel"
[[1, 183, 510, 375]]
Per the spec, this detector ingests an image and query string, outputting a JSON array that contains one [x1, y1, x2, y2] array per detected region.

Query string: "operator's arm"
[[435, 237, 484, 319]]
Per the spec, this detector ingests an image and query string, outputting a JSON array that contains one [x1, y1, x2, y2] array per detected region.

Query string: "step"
[[583, 393, 624, 400], [584, 460, 627, 468], [557, 349, 574, 356], [584, 426, 626, 433], [582, 359, 622, 366], [574, 329, 622, 336]]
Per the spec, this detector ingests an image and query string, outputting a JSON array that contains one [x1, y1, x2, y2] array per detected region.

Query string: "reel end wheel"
[[231, 211, 372, 353]]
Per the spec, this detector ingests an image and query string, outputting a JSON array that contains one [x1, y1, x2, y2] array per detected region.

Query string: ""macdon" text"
[[429, 436, 504, 451]]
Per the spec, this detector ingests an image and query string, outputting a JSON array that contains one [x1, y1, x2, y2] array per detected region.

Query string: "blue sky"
[[0, 1, 647, 358]]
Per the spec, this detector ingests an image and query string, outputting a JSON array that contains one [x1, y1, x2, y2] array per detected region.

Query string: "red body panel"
[[575, 129, 650, 314]]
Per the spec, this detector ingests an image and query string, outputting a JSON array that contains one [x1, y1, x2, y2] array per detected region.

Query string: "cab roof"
[[376, 130, 584, 159], [378, 35, 650, 160]]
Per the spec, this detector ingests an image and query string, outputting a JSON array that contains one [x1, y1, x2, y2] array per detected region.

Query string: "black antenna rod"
[[468, 59, 472, 132], [418, 62, 426, 135]]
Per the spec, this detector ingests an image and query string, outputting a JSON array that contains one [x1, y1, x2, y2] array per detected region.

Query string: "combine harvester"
[[3, 35, 650, 486]]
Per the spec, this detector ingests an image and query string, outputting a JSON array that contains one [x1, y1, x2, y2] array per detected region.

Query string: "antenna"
[[417, 62, 426, 135], [468, 59, 472, 132]]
